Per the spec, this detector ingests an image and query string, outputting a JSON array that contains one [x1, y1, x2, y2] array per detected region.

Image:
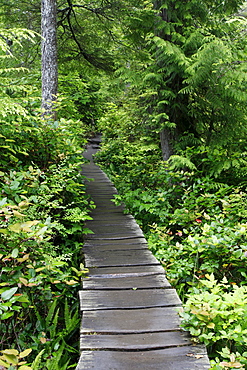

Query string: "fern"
[[31, 349, 45, 370], [49, 308, 60, 340], [45, 299, 58, 328], [168, 155, 197, 170], [0, 28, 38, 117], [44, 341, 70, 370]]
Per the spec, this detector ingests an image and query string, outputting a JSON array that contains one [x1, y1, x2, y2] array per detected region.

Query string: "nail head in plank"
[[82, 274, 171, 290]]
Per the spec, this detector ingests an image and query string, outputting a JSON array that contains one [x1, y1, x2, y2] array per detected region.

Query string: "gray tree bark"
[[160, 128, 174, 161], [41, 0, 58, 117]]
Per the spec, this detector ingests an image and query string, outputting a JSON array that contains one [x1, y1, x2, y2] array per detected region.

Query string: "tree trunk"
[[160, 128, 174, 161], [41, 0, 58, 117]]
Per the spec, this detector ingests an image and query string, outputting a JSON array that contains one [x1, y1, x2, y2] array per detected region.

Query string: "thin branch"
[[58, 1, 114, 20]]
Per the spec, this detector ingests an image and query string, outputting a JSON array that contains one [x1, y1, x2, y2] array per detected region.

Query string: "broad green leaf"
[[18, 200, 29, 209], [1, 287, 18, 301], [65, 280, 78, 285], [11, 248, 19, 258], [23, 220, 39, 228], [19, 278, 28, 286], [1, 353, 18, 365], [1, 349, 18, 356], [13, 210, 25, 218], [0, 359, 9, 367], [19, 348, 32, 358], [10, 295, 29, 303], [8, 223, 21, 233], [0, 197, 7, 206], [1, 311, 14, 319], [17, 254, 30, 263], [10, 181, 20, 190]]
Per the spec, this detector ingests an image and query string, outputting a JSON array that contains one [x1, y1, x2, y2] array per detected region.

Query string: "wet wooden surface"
[[82, 273, 171, 290], [77, 346, 209, 370], [79, 288, 181, 310], [80, 331, 191, 350], [81, 307, 181, 334], [76, 137, 210, 369], [83, 249, 160, 267]]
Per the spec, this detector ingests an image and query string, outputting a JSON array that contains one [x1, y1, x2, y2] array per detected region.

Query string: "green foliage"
[[180, 274, 247, 367], [0, 152, 91, 367], [96, 133, 247, 366], [0, 27, 39, 118], [58, 73, 103, 126], [3, 0, 247, 368], [0, 348, 33, 369]]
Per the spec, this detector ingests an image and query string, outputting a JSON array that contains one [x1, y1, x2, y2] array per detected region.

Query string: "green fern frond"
[[64, 299, 70, 331], [143, 72, 163, 84], [45, 341, 68, 370], [31, 349, 45, 370], [168, 155, 197, 170], [49, 308, 60, 339], [45, 299, 58, 328]]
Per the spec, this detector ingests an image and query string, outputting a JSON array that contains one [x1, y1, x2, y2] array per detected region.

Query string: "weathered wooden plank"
[[89, 208, 125, 214], [86, 271, 164, 279], [79, 288, 181, 310], [85, 184, 114, 189], [89, 204, 120, 209], [81, 307, 181, 334], [84, 238, 147, 244], [85, 221, 139, 228], [85, 182, 116, 187], [84, 179, 115, 184], [86, 224, 143, 233], [84, 249, 159, 267], [85, 235, 145, 241], [85, 231, 145, 238], [87, 264, 165, 276], [80, 331, 191, 351], [84, 179, 111, 182], [86, 232, 145, 239], [86, 214, 134, 222], [83, 242, 148, 252], [85, 216, 138, 225], [76, 346, 210, 370], [82, 274, 171, 290]]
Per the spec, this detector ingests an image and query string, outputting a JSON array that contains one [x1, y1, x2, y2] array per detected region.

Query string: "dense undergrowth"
[[95, 134, 247, 369], [0, 113, 94, 369]]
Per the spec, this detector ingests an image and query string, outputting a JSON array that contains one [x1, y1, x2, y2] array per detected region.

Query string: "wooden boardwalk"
[[76, 138, 210, 370]]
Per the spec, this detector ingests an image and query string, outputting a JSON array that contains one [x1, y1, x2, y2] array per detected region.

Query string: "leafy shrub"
[[0, 113, 92, 368], [0, 155, 92, 367], [96, 134, 247, 368], [180, 274, 247, 368]]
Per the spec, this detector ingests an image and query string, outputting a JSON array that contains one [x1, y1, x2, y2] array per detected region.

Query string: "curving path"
[[76, 137, 210, 370]]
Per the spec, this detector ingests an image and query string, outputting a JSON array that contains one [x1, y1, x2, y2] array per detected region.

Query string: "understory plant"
[[180, 274, 247, 369], [95, 135, 247, 368], [0, 112, 93, 368]]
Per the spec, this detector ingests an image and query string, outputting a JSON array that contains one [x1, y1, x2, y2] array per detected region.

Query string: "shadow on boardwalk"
[[76, 137, 210, 370]]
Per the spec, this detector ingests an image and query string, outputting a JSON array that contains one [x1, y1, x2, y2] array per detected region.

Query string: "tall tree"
[[136, 0, 247, 161], [41, 0, 58, 116]]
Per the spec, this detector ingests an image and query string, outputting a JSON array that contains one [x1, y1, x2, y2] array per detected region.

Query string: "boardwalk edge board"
[[77, 139, 210, 369]]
